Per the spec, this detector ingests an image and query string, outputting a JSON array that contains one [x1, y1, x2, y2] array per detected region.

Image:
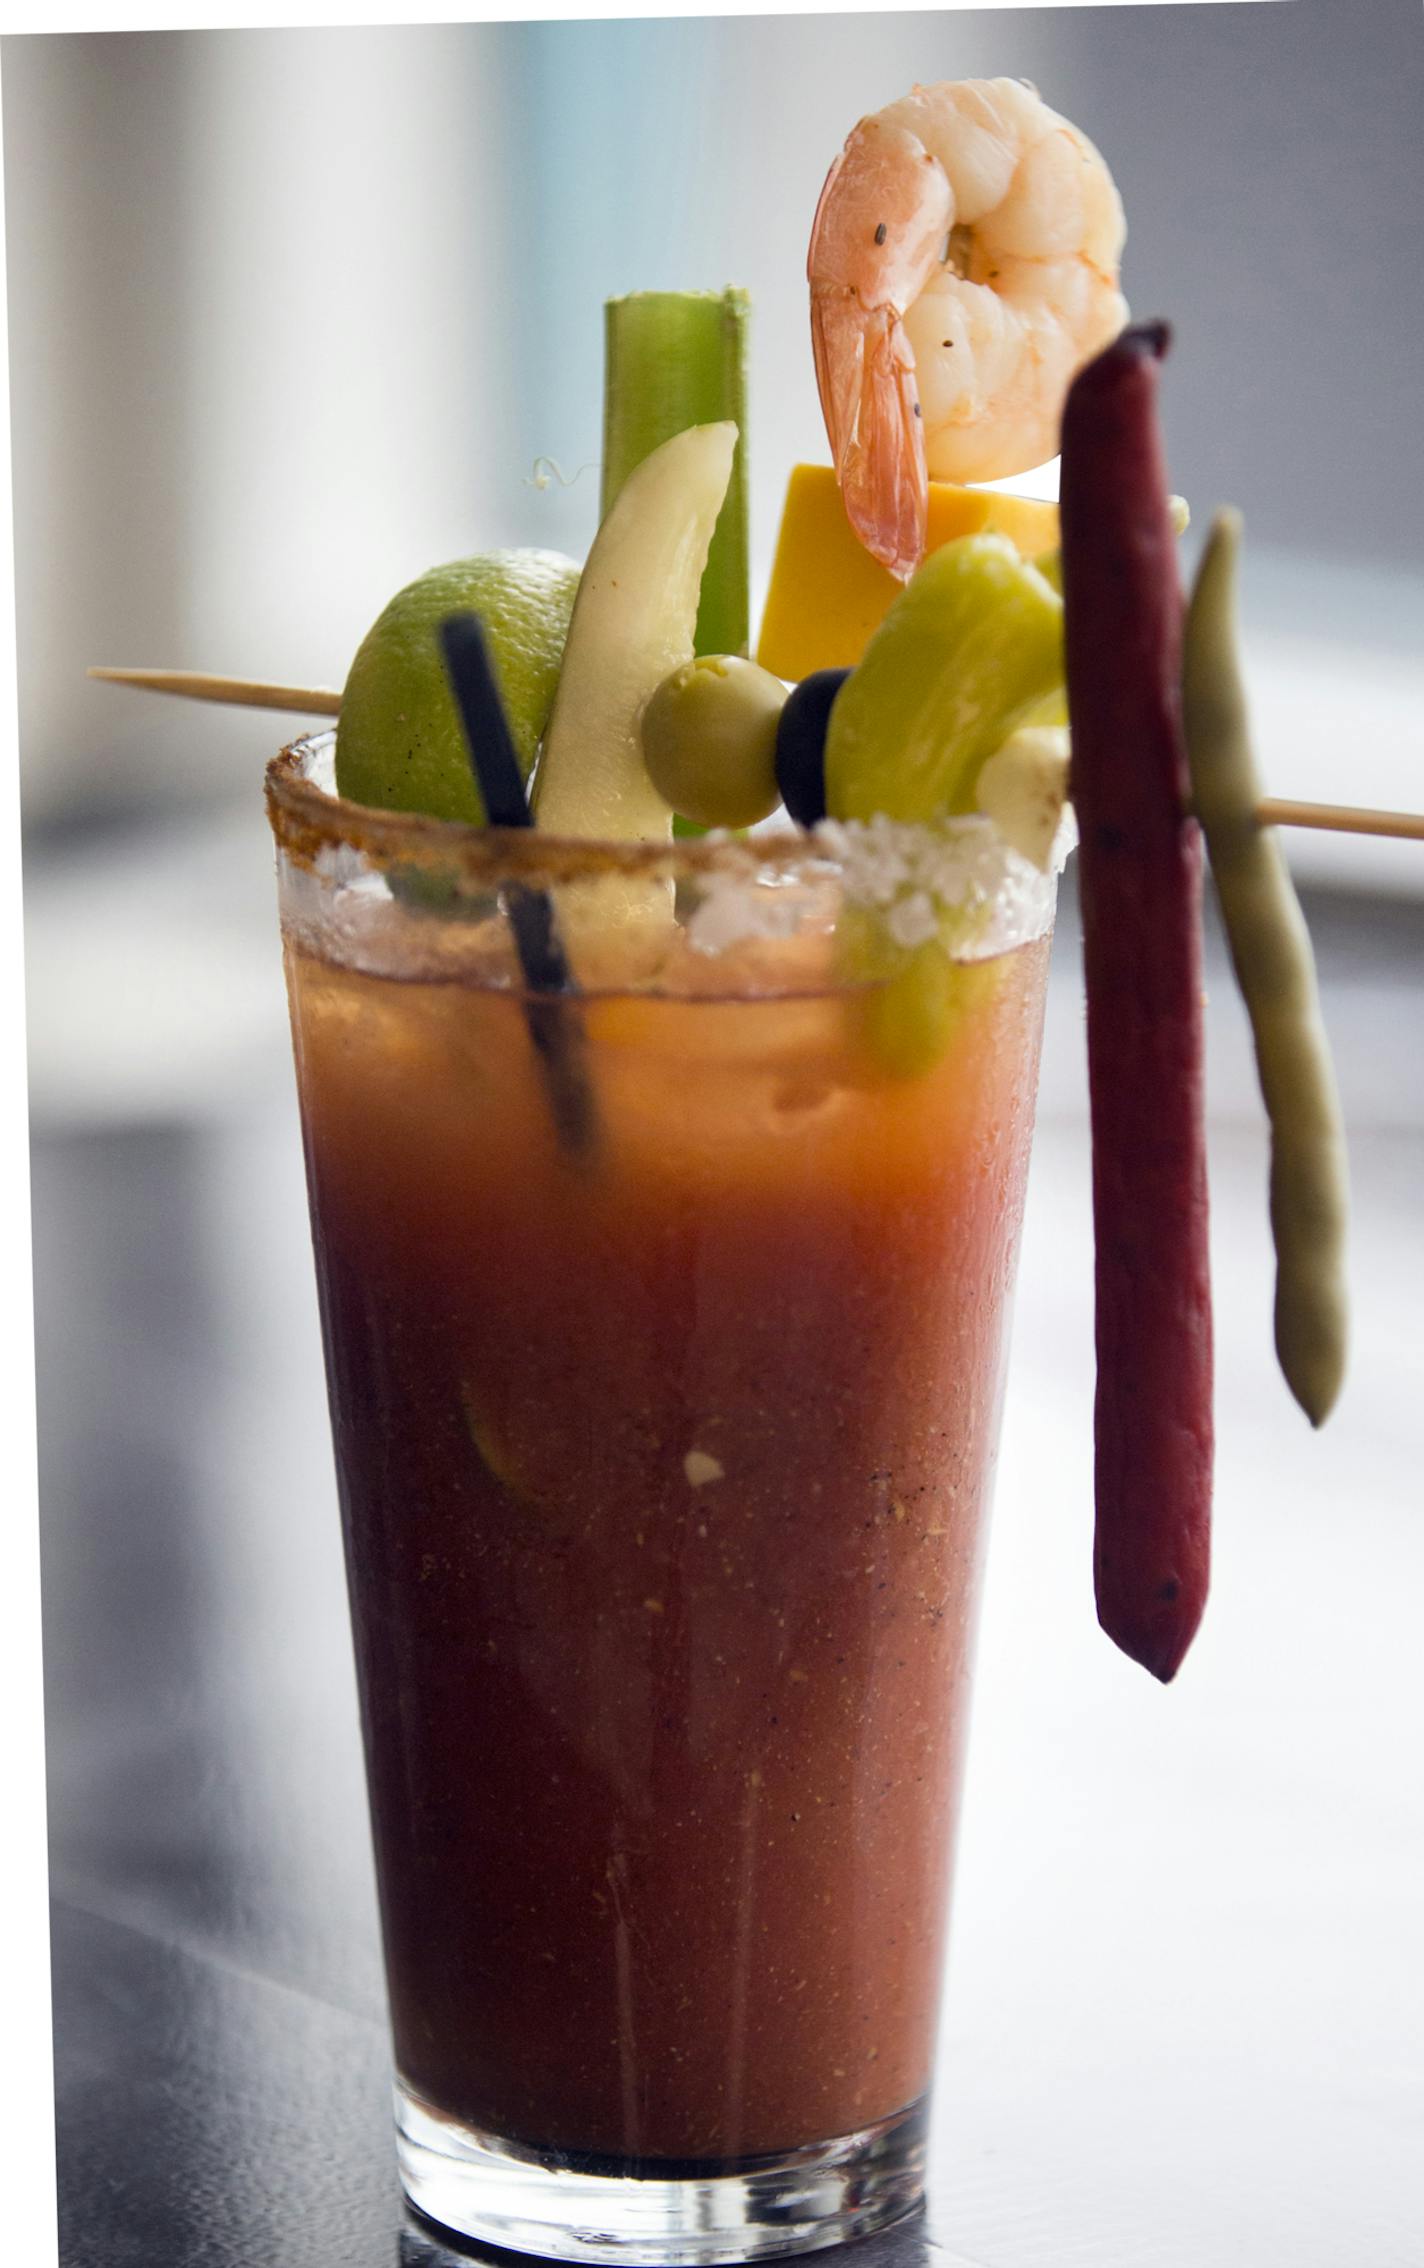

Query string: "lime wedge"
[[824, 534, 1064, 824], [335, 548, 579, 824]]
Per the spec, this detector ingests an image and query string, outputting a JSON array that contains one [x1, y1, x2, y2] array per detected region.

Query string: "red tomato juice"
[[284, 921, 1048, 2163]]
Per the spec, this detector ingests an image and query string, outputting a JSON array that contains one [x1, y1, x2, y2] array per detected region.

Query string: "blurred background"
[[6, 4, 1423, 849], [7, 8, 1422, 2265], [6, 0, 1423, 1115]]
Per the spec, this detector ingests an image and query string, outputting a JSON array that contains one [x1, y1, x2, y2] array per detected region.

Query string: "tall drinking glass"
[[267, 736, 1056, 2263]]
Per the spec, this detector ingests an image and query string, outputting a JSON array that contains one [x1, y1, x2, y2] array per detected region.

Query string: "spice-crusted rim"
[[265, 734, 827, 884]]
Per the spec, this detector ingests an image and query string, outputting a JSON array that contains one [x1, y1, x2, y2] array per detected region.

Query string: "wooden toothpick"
[[87, 666, 341, 717], [1253, 796, 1424, 845], [88, 665, 1424, 845]]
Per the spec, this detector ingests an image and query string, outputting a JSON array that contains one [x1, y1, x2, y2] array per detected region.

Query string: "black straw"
[[438, 613, 597, 1160]]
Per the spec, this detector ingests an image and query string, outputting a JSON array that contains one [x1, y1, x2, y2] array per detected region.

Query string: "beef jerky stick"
[[1060, 321, 1213, 1683]]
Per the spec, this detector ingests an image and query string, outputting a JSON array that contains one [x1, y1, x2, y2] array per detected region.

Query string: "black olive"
[[774, 669, 849, 827]]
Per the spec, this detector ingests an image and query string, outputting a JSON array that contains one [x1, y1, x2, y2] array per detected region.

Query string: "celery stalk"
[[603, 290, 749, 659]]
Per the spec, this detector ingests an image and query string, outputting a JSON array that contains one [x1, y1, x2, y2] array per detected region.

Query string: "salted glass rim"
[[265, 733, 829, 886]]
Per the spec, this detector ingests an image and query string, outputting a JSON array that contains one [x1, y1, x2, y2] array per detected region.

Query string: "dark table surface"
[[28, 806, 1424, 2268]]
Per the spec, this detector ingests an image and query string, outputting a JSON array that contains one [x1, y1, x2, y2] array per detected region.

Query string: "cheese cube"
[[755, 464, 1061, 682]]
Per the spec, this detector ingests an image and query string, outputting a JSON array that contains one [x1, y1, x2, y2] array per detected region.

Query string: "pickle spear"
[[822, 533, 1066, 1082], [533, 422, 737, 841], [824, 533, 1063, 825]]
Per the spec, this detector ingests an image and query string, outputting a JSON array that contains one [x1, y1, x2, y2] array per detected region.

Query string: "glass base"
[[395, 2082, 927, 2264]]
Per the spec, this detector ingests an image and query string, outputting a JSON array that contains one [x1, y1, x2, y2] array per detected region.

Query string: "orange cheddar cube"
[[755, 464, 1061, 682]]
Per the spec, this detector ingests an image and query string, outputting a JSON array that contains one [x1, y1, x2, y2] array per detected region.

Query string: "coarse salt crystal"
[[813, 813, 1069, 961], [886, 890, 940, 950]]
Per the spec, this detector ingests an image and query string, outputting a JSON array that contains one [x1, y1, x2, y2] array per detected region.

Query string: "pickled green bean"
[[1183, 509, 1348, 1425]]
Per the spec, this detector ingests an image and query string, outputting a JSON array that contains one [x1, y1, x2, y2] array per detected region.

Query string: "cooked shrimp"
[[808, 77, 1128, 579]]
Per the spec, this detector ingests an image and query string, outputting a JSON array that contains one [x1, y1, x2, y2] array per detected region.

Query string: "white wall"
[[4, 27, 515, 819]]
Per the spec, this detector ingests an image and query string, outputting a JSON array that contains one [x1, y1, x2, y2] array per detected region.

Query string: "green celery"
[[602, 290, 749, 660]]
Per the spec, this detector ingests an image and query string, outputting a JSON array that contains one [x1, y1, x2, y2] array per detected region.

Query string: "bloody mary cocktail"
[[268, 738, 1055, 2259]]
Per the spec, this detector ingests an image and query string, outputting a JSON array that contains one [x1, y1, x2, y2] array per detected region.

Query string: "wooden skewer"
[[88, 666, 1424, 845], [1253, 796, 1424, 844], [87, 666, 342, 716]]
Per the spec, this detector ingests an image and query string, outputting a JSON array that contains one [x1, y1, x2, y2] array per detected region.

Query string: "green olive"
[[641, 655, 787, 830]]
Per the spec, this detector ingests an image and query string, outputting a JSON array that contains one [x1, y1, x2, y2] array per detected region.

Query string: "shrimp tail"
[[811, 290, 928, 583]]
